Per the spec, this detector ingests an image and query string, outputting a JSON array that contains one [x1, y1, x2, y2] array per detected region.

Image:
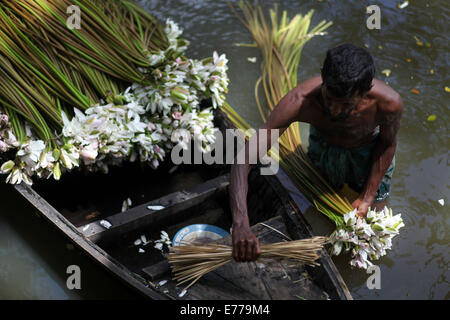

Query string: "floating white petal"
[[158, 280, 168, 287], [178, 289, 187, 298], [99, 220, 112, 229], [147, 205, 165, 211]]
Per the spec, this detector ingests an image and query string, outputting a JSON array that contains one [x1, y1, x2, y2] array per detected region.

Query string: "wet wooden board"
[[163, 216, 329, 300], [78, 174, 230, 243]]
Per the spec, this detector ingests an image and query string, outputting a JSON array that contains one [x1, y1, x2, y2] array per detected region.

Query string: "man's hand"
[[232, 222, 261, 262], [352, 197, 372, 218]]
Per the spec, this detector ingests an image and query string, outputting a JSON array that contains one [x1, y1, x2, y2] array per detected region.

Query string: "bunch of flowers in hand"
[[329, 207, 405, 270]]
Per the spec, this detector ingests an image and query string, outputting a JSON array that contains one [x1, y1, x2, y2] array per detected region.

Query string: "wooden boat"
[[12, 109, 352, 300]]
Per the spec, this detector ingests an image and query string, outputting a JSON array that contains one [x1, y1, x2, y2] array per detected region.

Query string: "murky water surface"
[[0, 0, 448, 299]]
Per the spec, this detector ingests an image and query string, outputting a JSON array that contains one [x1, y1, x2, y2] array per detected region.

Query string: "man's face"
[[321, 84, 362, 122]]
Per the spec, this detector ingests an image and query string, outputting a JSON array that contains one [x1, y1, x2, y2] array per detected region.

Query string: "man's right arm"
[[229, 86, 305, 262]]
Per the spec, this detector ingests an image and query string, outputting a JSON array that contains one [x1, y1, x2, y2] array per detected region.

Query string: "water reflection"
[[0, 183, 140, 299]]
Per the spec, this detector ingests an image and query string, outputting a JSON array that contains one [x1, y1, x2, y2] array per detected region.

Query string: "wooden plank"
[[142, 260, 171, 281], [79, 174, 230, 243], [13, 183, 169, 300]]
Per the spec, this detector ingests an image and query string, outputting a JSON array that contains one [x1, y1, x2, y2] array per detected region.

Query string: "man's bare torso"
[[294, 76, 400, 149]]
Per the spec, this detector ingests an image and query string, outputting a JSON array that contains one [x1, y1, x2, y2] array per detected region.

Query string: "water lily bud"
[[202, 57, 214, 65], [113, 95, 127, 105], [371, 223, 384, 232], [171, 87, 189, 102], [60, 149, 74, 169], [53, 162, 61, 180], [1, 160, 15, 174], [52, 149, 61, 161]]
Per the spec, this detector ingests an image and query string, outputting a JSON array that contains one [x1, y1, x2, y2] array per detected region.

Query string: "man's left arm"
[[354, 97, 403, 217]]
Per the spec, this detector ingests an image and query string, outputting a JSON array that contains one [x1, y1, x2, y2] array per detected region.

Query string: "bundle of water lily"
[[221, 1, 404, 270], [0, 0, 228, 185]]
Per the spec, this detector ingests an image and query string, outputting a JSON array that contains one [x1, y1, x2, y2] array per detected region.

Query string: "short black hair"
[[321, 43, 375, 98]]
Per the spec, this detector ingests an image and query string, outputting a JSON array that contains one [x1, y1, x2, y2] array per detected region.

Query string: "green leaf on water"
[[427, 114, 437, 122]]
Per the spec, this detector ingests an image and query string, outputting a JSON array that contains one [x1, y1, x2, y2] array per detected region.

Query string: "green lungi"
[[307, 125, 394, 202]]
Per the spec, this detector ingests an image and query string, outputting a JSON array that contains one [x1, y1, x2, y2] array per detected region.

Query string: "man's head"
[[321, 43, 375, 121]]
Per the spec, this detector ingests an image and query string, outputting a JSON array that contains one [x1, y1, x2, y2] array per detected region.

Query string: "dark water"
[[0, 0, 448, 299]]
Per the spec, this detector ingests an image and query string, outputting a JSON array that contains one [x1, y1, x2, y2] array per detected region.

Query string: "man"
[[229, 43, 402, 262]]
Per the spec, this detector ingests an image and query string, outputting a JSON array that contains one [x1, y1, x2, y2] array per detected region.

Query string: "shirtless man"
[[229, 43, 403, 262]]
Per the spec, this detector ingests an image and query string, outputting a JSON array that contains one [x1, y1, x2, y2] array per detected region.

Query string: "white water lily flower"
[[17, 140, 45, 162], [73, 107, 86, 121], [213, 51, 229, 72], [6, 166, 32, 185], [80, 146, 98, 162], [330, 206, 404, 270], [60, 148, 79, 170], [149, 52, 165, 66], [0, 140, 8, 152], [171, 128, 191, 150], [39, 152, 56, 169], [62, 112, 82, 137], [4, 130, 19, 148], [332, 241, 343, 256], [165, 19, 183, 42], [344, 208, 357, 226]]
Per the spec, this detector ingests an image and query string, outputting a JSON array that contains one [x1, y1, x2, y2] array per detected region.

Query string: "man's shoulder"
[[297, 76, 322, 94], [289, 76, 321, 107], [371, 79, 403, 115]]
